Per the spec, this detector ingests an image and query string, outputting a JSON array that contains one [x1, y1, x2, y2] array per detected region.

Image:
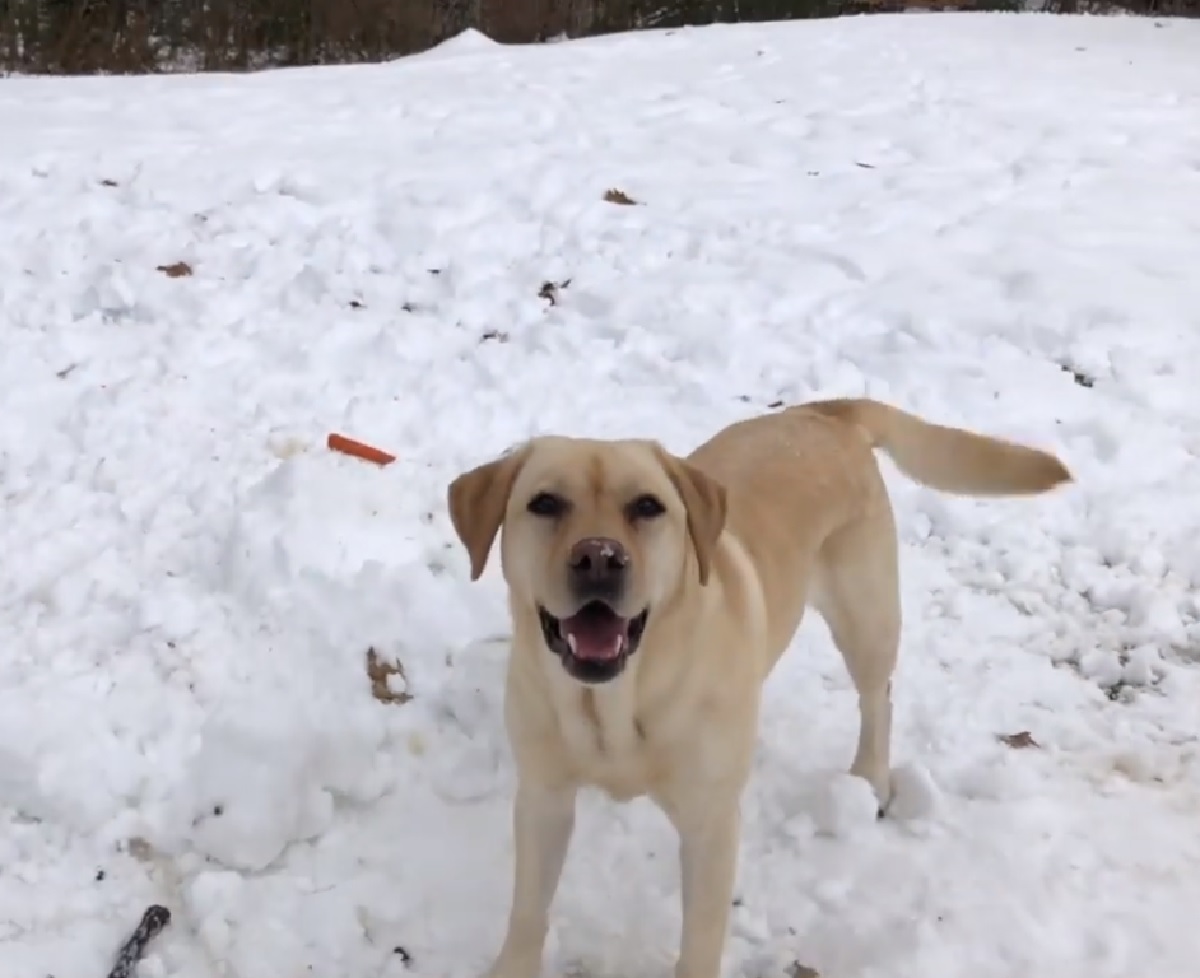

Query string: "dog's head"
[[447, 437, 727, 685]]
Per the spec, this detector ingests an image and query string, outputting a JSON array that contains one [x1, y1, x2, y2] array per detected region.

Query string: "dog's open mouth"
[[538, 602, 649, 683]]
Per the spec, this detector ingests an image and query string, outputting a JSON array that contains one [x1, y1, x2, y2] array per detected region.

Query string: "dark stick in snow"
[[106, 904, 171, 978]]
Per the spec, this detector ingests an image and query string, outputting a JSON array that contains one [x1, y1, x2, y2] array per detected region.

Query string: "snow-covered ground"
[[2, 11, 1200, 978]]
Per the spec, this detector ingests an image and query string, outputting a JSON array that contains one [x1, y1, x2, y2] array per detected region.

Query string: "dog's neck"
[[575, 677, 644, 758], [575, 580, 723, 749]]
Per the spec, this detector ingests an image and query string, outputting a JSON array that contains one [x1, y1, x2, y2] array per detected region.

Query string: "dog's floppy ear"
[[447, 445, 530, 581], [654, 445, 727, 586]]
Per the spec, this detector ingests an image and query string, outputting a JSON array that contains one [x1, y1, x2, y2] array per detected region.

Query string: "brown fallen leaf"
[[998, 730, 1040, 750], [157, 261, 193, 278], [786, 962, 820, 978], [366, 647, 413, 706], [125, 837, 156, 862], [603, 187, 638, 206]]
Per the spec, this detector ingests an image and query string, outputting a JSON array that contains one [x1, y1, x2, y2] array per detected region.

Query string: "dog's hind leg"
[[811, 503, 902, 812]]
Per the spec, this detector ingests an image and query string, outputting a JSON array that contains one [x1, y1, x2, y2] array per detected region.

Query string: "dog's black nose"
[[568, 537, 629, 595]]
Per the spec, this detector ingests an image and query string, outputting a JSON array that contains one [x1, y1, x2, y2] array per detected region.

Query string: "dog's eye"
[[628, 494, 666, 521], [527, 492, 567, 518]]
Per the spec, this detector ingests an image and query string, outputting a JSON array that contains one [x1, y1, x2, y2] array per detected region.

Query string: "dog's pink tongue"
[[562, 613, 626, 661]]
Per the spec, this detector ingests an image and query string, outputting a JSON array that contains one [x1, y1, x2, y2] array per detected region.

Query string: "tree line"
[[1, 0, 1193, 75]]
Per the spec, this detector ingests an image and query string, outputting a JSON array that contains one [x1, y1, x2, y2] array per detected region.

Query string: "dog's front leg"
[[672, 801, 741, 978], [488, 781, 578, 978]]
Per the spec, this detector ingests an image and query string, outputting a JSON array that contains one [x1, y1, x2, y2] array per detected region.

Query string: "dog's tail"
[[805, 398, 1071, 496]]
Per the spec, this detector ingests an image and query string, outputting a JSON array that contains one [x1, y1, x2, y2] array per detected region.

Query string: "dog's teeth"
[[567, 634, 578, 654]]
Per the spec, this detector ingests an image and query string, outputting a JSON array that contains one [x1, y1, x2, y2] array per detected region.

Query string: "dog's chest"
[[556, 689, 666, 801]]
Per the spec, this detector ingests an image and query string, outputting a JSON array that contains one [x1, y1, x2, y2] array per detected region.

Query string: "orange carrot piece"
[[327, 432, 396, 467]]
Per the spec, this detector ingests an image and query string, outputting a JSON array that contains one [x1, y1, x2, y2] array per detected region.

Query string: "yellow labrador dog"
[[447, 398, 1070, 978]]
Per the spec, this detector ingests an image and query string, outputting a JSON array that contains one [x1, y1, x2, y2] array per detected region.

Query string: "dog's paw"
[[485, 961, 539, 978], [484, 945, 544, 978]]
